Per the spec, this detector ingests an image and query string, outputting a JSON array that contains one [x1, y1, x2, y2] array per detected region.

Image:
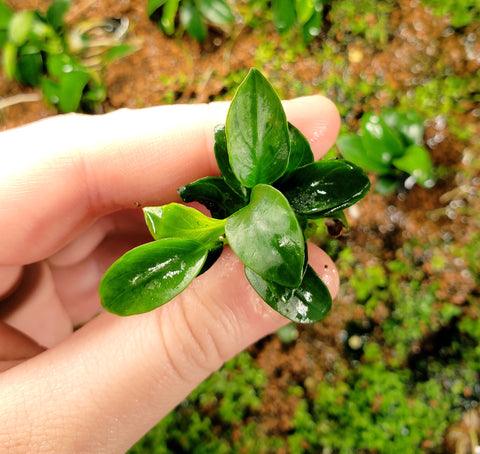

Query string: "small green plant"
[[270, 0, 326, 42], [0, 0, 133, 113], [99, 68, 370, 323], [336, 109, 436, 194], [147, 0, 235, 42]]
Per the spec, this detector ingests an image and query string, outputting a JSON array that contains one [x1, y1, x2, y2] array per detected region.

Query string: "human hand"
[[0, 96, 340, 452]]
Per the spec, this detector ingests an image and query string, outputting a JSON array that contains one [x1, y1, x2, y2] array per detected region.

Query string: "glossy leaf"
[[336, 133, 391, 175], [284, 122, 314, 176], [178, 176, 247, 219], [180, 0, 207, 42], [225, 184, 304, 288], [99, 239, 207, 316], [143, 203, 226, 244], [226, 68, 290, 188], [393, 144, 434, 187], [245, 265, 332, 323], [213, 124, 248, 199], [197, 0, 234, 25], [360, 113, 404, 165], [278, 159, 371, 217]]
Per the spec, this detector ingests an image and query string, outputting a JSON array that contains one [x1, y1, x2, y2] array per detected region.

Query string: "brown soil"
[[2, 0, 479, 451]]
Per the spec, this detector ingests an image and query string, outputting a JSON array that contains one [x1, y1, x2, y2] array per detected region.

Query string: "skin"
[[0, 95, 340, 453]]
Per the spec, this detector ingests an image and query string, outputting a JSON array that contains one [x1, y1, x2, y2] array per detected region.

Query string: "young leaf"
[[99, 238, 208, 316], [144, 204, 226, 244], [16, 45, 43, 86], [160, 0, 180, 35], [213, 124, 248, 199], [147, 0, 168, 16], [225, 184, 304, 288], [178, 176, 247, 219], [58, 70, 90, 113], [8, 11, 34, 46], [273, 0, 296, 32], [225, 68, 290, 188], [381, 109, 425, 146], [196, 0, 234, 25], [245, 265, 332, 323], [46, 0, 71, 31], [278, 159, 371, 217]]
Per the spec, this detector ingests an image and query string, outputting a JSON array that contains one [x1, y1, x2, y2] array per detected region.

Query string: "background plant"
[[0, 0, 134, 113], [336, 109, 436, 194]]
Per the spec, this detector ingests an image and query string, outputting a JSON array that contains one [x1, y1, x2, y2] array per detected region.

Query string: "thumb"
[[0, 244, 338, 452]]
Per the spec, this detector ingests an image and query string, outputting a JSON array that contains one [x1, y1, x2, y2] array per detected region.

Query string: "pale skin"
[[0, 95, 340, 453]]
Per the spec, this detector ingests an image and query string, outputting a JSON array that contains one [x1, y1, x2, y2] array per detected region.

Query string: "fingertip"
[[284, 95, 341, 159], [306, 242, 340, 299]]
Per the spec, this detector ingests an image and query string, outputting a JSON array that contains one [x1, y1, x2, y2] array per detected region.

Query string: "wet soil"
[[2, 0, 479, 451]]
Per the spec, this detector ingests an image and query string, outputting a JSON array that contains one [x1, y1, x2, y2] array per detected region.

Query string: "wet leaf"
[[99, 239, 207, 316], [245, 265, 332, 323], [225, 184, 304, 288], [278, 159, 371, 217]]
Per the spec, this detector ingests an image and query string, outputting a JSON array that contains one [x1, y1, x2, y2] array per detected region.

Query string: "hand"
[[0, 96, 340, 452]]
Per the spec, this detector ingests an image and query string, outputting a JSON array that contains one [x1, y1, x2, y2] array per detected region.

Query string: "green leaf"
[[278, 159, 371, 217], [245, 265, 332, 323], [213, 124, 248, 199], [160, 0, 180, 35], [180, 0, 207, 42], [99, 238, 208, 316], [381, 109, 425, 146], [336, 133, 391, 175], [196, 0, 234, 25], [295, 0, 315, 25], [57, 70, 90, 113], [360, 112, 404, 165], [143, 203, 226, 244], [0, 1, 14, 30], [302, 9, 321, 41], [273, 0, 296, 32], [104, 43, 134, 63], [284, 122, 315, 176], [147, 0, 168, 16], [2, 41, 17, 79], [46, 0, 71, 31], [226, 68, 290, 188], [225, 184, 305, 288], [8, 11, 34, 46], [393, 144, 435, 187], [15, 45, 43, 86], [375, 175, 399, 194], [178, 176, 247, 219]]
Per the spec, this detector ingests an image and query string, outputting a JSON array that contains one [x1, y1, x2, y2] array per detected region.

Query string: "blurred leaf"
[[382, 109, 425, 147], [2, 41, 17, 79], [295, 0, 315, 25], [57, 70, 90, 112], [273, 0, 296, 32], [0, 1, 13, 30], [360, 112, 404, 164], [393, 144, 434, 187], [180, 0, 207, 41], [336, 133, 390, 175], [16, 45, 43, 86], [8, 11, 34, 46], [46, 0, 71, 31], [196, 0, 234, 25], [161, 0, 180, 35], [147, 0, 168, 16], [104, 43, 134, 63]]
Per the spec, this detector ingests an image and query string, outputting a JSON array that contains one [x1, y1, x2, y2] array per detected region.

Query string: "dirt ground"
[[1, 0, 480, 451]]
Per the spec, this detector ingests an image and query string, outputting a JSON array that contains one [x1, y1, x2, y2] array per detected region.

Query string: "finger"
[[0, 265, 23, 299], [0, 96, 339, 265], [0, 245, 338, 452]]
